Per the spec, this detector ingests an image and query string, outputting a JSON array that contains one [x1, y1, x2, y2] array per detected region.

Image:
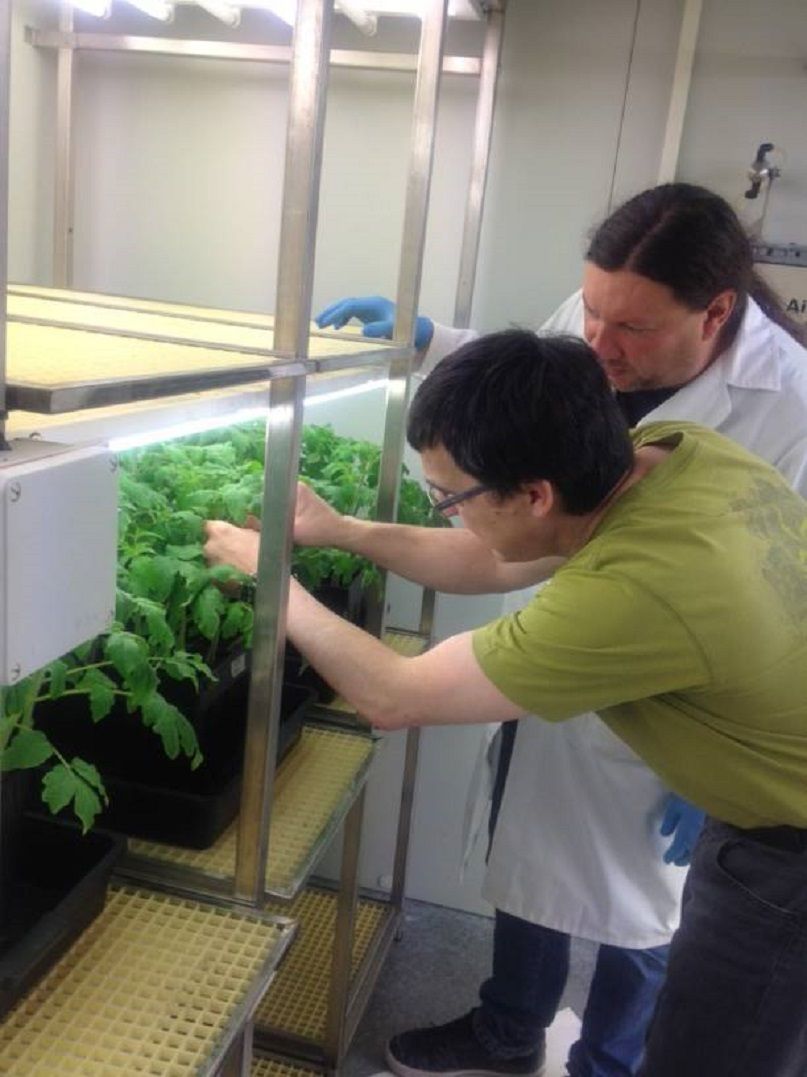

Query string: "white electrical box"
[[0, 439, 119, 686]]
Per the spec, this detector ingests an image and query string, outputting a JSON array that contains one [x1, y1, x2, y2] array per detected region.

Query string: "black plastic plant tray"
[[34, 647, 254, 776], [0, 816, 124, 1019], [35, 647, 305, 784], [86, 682, 315, 849], [160, 646, 252, 749]]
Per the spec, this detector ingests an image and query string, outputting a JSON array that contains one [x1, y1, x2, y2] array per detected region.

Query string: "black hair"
[[407, 330, 634, 515], [586, 183, 804, 346]]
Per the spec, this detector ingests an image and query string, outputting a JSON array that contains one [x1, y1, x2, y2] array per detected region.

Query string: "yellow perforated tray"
[[7, 320, 376, 391], [8, 291, 378, 364], [252, 1058, 316, 1077], [9, 284, 281, 323], [0, 885, 293, 1076], [128, 726, 375, 898], [256, 889, 387, 1041]]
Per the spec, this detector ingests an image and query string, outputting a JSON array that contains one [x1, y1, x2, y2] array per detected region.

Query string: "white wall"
[[9, 0, 805, 914], [8, 0, 56, 283], [675, 0, 807, 244]]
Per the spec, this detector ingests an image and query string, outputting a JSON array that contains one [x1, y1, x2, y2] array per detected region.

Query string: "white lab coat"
[[425, 292, 807, 948]]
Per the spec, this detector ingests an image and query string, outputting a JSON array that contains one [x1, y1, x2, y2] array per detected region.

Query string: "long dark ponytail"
[[586, 184, 804, 347]]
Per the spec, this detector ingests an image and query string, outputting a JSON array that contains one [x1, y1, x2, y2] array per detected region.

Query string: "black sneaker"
[[385, 1010, 546, 1077]]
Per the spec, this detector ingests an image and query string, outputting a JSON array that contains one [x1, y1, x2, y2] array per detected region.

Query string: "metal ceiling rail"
[[7, 359, 307, 414], [27, 28, 482, 75]]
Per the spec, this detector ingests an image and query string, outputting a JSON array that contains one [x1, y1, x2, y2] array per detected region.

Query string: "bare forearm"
[[286, 583, 417, 726], [331, 516, 555, 594], [286, 582, 525, 730]]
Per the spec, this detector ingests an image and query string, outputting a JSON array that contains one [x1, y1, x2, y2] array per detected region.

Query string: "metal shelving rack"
[[0, 0, 507, 1072]]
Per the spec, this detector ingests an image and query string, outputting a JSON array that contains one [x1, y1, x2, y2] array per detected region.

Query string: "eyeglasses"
[[427, 481, 491, 516]]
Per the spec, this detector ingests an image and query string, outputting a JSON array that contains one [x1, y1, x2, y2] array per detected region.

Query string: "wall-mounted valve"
[[745, 142, 781, 199]]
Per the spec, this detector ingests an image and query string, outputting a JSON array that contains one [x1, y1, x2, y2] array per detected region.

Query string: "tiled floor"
[[343, 900, 596, 1077]]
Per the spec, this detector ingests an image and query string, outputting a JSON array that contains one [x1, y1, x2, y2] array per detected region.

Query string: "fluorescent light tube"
[[125, 0, 175, 20], [336, 0, 377, 35], [71, 0, 111, 15], [107, 380, 388, 452], [249, 0, 296, 25], [197, 0, 241, 24]]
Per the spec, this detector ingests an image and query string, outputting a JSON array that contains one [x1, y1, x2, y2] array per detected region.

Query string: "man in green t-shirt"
[[204, 329, 807, 1076]]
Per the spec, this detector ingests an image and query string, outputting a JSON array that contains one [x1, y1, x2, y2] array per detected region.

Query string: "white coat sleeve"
[[417, 323, 478, 379], [419, 288, 586, 381]]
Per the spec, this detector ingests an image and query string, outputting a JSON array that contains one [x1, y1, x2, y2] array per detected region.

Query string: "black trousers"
[[640, 817, 807, 1077]]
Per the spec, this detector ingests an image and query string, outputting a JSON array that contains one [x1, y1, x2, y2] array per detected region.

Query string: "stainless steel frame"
[[235, 0, 332, 905], [367, 0, 447, 638], [28, 28, 481, 77], [54, 5, 75, 288], [453, 6, 504, 328], [11, 0, 509, 1070]]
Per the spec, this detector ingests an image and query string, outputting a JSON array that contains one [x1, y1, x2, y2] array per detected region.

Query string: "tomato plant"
[[0, 422, 437, 830]]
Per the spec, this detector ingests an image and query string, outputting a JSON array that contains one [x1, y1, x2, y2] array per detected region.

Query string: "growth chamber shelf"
[[121, 724, 378, 902], [0, 884, 295, 1076], [4, 285, 408, 415]]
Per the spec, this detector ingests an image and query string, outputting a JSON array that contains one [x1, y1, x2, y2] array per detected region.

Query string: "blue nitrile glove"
[[659, 792, 705, 867], [315, 295, 434, 349]]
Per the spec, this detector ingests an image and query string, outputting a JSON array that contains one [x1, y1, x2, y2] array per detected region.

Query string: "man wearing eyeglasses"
[[305, 184, 807, 1077], [205, 326, 807, 1077]]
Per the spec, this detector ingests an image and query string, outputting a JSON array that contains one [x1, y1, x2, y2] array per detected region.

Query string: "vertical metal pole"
[[217, 1019, 253, 1076], [234, 0, 333, 903], [389, 588, 434, 913], [453, 8, 504, 329], [54, 3, 75, 287], [391, 0, 448, 348], [0, 0, 11, 446], [366, 0, 448, 638], [323, 787, 365, 1068], [657, 0, 702, 184]]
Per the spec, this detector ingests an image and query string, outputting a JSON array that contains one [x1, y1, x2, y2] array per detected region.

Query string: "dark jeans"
[[640, 818, 807, 1077], [474, 909, 669, 1077]]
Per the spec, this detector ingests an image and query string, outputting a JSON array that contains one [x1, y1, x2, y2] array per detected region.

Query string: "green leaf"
[[164, 511, 204, 545], [165, 544, 202, 562], [42, 761, 105, 832], [70, 756, 108, 802], [192, 586, 225, 641], [177, 562, 209, 594], [72, 640, 95, 663], [162, 655, 200, 686], [133, 598, 175, 654], [221, 602, 250, 640], [75, 668, 118, 722], [48, 660, 70, 700], [207, 563, 244, 586], [160, 651, 212, 688], [128, 556, 177, 602], [105, 631, 157, 706], [41, 763, 77, 815], [124, 662, 159, 707], [105, 631, 148, 680], [73, 782, 104, 834], [115, 589, 136, 623], [141, 693, 201, 762], [2, 728, 54, 771]]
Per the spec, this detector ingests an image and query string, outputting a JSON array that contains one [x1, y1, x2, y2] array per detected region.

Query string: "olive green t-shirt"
[[473, 421, 807, 828]]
